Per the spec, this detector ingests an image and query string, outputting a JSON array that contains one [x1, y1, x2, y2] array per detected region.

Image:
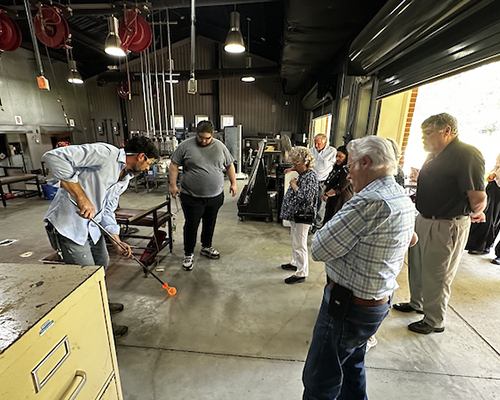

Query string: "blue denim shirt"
[[43, 143, 131, 246]]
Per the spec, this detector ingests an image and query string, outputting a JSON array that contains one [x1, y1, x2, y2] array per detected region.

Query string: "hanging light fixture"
[[241, 75, 255, 83], [105, 16, 126, 57], [241, 56, 255, 82], [67, 60, 84, 84], [241, 17, 255, 83], [224, 11, 245, 53]]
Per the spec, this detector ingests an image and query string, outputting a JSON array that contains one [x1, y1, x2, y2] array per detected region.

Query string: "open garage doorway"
[[378, 61, 500, 177]]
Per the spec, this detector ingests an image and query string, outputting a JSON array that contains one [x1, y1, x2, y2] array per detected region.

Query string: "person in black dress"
[[321, 146, 354, 224], [466, 153, 500, 258]]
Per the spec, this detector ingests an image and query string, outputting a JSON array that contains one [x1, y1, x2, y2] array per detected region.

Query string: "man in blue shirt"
[[43, 136, 158, 337], [302, 136, 415, 400]]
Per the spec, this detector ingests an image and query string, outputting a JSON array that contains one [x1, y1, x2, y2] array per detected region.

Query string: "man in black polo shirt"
[[393, 113, 486, 334]]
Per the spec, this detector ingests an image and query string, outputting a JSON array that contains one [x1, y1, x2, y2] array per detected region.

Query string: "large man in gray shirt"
[[169, 121, 237, 271]]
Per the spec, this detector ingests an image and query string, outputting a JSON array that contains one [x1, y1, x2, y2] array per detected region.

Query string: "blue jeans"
[[46, 223, 109, 268], [302, 284, 391, 400]]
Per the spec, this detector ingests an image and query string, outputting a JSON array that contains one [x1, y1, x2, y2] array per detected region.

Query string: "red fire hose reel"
[[119, 10, 152, 53], [0, 10, 22, 52], [34, 5, 69, 49]]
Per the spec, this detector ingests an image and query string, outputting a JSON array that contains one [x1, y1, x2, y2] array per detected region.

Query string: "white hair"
[[346, 136, 398, 174], [290, 146, 315, 169]]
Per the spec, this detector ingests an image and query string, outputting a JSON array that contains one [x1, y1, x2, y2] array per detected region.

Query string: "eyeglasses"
[[291, 161, 303, 167], [197, 132, 213, 141], [343, 159, 361, 174]]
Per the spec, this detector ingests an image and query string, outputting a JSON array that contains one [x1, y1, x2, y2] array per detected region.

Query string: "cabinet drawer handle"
[[31, 335, 71, 392], [59, 370, 87, 400]]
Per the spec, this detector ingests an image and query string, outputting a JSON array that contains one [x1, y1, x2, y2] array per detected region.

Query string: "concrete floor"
[[1, 181, 500, 400]]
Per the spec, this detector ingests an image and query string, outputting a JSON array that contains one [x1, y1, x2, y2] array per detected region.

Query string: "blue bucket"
[[42, 185, 58, 200]]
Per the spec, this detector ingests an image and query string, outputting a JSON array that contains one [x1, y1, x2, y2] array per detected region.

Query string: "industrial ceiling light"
[[224, 11, 245, 53], [67, 60, 84, 84], [241, 56, 255, 82], [241, 76, 255, 83], [241, 18, 255, 83], [105, 16, 126, 57]]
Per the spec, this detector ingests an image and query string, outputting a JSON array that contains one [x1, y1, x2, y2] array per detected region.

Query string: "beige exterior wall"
[[376, 91, 411, 147]]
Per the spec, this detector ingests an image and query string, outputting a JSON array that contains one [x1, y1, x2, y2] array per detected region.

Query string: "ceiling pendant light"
[[105, 16, 126, 57], [241, 18, 255, 83], [224, 11, 245, 53], [241, 75, 255, 83], [241, 56, 255, 82], [67, 60, 84, 84]]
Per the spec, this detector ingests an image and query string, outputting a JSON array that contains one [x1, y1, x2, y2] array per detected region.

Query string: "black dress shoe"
[[281, 263, 297, 271], [492, 257, 500, 265], [468, 250, 489, 255], [408, 320, 444, 334], [109, 302, 124, 314], [393, 302, 424, 314], [112, 323, 129, 338], [285, 275, 306, 284]]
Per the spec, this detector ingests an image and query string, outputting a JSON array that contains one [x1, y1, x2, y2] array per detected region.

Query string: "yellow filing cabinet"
[[0, 263, 123, 399]]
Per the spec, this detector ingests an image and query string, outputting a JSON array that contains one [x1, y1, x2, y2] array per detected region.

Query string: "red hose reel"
[[119, 10, 152, 53], [0, 10, 22, 52], [34, 5, 69, 49]]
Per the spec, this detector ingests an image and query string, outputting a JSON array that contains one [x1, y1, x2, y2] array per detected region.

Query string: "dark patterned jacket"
[[280, 169, 319, 221]]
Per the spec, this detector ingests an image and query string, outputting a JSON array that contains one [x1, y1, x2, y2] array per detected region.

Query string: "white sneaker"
[[366, 335, 378, 352], [200, 246, 220, 259], [183, 254, 194, 271]]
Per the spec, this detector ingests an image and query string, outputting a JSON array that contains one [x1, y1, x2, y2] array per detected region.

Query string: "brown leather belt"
[[327, 278, 389, 307]]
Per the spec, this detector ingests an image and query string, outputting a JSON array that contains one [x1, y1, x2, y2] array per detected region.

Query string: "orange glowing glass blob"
[[163, 283, 177, 296]]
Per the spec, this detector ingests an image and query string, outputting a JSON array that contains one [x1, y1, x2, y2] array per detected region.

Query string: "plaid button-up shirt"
[[311, 174, 415, 300]]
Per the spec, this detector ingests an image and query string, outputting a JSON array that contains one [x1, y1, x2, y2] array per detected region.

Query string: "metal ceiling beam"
[[5, 0, 280, 16], [97, 66, 279, 83], [70, 29, 106, 53]]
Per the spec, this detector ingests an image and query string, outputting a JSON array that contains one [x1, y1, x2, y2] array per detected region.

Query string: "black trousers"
[[180, 192, 224, 256], [466, 181, 500, 252]]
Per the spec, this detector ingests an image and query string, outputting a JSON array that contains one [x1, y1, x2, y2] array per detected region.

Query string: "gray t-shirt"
[[171, 137, 235, 198]]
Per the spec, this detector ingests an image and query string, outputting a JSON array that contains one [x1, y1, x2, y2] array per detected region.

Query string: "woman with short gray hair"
[[280, 146, 318, 284]]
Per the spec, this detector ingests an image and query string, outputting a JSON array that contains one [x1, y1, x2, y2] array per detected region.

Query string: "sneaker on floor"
[[112, 323, 128, 338], [366, 336, 378, 352], [183, 254, 194, 271], [109, 302, 124, 314], [200, 246, 220, 259], [491, 257, 500, 265]]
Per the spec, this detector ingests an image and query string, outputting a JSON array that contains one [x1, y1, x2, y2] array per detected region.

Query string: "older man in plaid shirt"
[[302, 136, 415, 400]]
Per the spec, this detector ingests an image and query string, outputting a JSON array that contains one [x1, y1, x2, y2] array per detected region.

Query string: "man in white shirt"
[[311, 134, 336, 231]]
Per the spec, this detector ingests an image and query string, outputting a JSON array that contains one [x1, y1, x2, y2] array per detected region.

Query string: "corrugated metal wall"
[[86, 77, 122, 143], [86, 36, 307, 141]]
